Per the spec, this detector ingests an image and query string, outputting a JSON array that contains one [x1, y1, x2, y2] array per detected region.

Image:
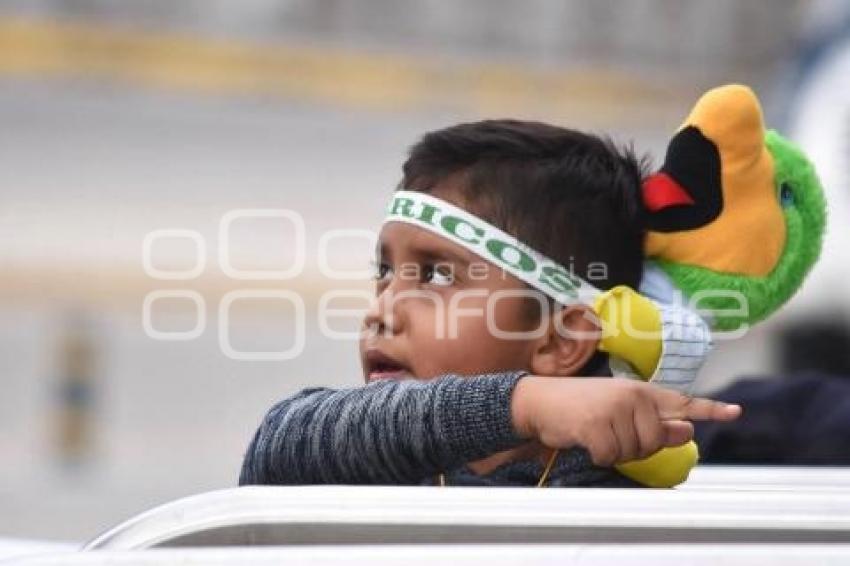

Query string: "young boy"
[[239, 120, 740, 487]]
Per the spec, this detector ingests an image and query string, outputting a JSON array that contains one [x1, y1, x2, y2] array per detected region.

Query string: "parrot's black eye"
[[780, 182, 795, 208]]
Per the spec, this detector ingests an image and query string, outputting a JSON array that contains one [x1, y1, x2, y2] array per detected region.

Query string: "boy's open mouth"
[[364, 349, 412, 382]]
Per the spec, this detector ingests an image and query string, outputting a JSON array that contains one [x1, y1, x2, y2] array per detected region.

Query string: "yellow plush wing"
[[593, 286, 699, 488]]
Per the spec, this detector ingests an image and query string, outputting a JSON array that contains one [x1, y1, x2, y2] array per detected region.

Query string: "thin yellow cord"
[[437, 449, 559, 488], [536, 448, 559, 488]]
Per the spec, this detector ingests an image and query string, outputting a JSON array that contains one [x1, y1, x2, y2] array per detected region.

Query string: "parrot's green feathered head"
[[641, 85, 827, 331]]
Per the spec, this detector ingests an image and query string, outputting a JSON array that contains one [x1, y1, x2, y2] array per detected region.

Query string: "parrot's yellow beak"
[[645, 85, 785, 277]]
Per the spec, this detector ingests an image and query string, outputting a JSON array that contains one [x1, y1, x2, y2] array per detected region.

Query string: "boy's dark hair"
[[400, 119, 649, 293]]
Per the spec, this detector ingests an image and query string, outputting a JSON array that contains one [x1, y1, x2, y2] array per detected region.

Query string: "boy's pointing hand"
[[510, 376, 741, 467]]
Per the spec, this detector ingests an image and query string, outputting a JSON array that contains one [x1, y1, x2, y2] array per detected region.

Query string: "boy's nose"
[[362, 292, 401, 337]]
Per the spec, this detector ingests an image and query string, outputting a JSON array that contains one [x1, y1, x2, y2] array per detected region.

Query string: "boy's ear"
[[530, 304, 601, 377]]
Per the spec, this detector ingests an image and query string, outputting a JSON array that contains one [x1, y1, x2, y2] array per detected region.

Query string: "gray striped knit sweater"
[[239, 371, 639, 487]]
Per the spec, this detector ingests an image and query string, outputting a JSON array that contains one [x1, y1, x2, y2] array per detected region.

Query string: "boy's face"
[[359, 219, 544, 383]]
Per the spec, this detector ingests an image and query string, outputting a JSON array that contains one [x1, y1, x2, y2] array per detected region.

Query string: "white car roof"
[[84, 475, 850, 550]]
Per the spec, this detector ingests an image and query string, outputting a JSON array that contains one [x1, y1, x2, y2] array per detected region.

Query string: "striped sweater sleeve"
[[238, 371, 528, 485]]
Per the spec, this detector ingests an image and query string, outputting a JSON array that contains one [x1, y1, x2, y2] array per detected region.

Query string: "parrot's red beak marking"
[[642, 172, 695, 212]]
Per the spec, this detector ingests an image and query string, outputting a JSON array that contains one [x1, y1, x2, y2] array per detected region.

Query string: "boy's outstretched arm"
[[238, 372, 529, 485], [239, 372, 741, 486]]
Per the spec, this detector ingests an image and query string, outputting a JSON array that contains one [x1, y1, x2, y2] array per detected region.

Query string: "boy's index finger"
[[654, 388, 742, 422], [682, 397, 742, 422]]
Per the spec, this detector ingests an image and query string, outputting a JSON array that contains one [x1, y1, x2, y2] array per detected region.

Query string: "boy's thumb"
[[661, 420, 694, 447]]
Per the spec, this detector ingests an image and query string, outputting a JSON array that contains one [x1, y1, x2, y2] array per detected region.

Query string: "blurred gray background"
[[0, 0, 848, 543]]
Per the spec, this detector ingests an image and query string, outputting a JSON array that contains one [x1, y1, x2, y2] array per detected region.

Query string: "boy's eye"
[[423, 264, 454, 287]]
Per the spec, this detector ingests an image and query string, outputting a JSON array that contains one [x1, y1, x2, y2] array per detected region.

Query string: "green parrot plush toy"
[[598, 84, 827, 487], [640, 83, 827, 331]]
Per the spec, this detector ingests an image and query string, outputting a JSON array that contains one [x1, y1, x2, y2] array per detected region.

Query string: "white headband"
[[383, 191, 603, 305]]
